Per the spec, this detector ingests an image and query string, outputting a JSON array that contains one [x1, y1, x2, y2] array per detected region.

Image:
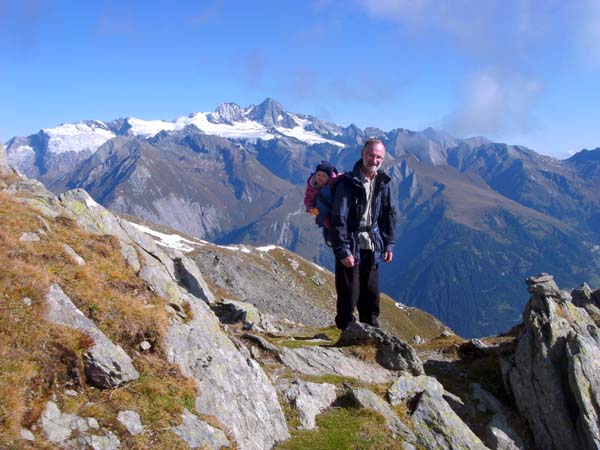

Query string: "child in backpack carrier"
[[304, 161, 337, 217], [304, 161, 344, 246]]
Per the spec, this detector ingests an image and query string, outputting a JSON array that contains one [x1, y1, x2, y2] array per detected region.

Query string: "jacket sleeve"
[[379, 182, 396, 253], [304, 175, 318, 210], [330, 179, 352, 260]]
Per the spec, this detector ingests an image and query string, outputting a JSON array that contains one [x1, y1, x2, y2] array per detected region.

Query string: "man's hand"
[[341, 255, 355, 268], [384, 251, 393, 262]]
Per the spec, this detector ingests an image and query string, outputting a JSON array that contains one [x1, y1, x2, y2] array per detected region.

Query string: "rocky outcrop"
[[58, 188, 289, 450], [389, 373, 490, 450], [278, 346, 395, 384], [44, 284, 139, 388], [502, 273, 600, 450], [337, 322, 424, 375]]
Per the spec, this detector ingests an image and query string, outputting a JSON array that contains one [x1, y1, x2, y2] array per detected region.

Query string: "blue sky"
[[2, 0, 600, 158]]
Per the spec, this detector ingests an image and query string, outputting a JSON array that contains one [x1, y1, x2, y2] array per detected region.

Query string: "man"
[[330, 138, 396, 330]]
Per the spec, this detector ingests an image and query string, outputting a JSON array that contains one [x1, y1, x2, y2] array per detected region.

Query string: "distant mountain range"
[[6, 98, 600, 337]]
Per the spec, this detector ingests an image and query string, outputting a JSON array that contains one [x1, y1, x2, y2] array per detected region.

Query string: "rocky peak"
[[208, 102, 246, 125], [503, 273, 600, 450], [247, 98, 298, 128]]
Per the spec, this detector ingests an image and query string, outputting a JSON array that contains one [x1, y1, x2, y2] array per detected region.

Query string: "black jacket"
[[330, 159, 396, 263]]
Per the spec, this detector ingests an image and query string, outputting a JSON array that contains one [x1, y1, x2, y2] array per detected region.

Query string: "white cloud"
[[443, 70, 543, 137]]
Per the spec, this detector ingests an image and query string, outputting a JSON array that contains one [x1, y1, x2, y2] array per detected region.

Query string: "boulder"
[[172, 408, 231, 449], [337, 322, 423, 375], [278, 380, 337, 430], [278, 346, 395, 384], [45, 284, 139, 388], [503, 274, 600, 450]]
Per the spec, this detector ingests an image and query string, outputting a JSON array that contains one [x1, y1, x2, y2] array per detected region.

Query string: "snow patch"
[[127, 222, 205, 252], [218, 244, 252, 254], [256, 245, 278, 252]]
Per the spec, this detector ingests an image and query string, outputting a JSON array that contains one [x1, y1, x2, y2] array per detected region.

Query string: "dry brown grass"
[[0, 191, 197, 447]]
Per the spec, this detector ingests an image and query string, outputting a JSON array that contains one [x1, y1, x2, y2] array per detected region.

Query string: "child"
[[304, 161, 336, 214]]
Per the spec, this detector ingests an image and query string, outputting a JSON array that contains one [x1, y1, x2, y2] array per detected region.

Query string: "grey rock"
[[572, 283, 593, 307], [20, 428, 35, 441], [19, 231, 40, 242], [65, 389, 79, 397], [337, 322, 423, 375], [170, 250, 214, 304], [484, 414, 525, 450], [23, 297, 32, 307], [41, 401, 81, 444], [119, 242, 141, 272], [172, 408, 231, 449], [167, 296, 289, 450], [278, 380, 337, 430], [525, 273, 559, 297], [503, 274, 600, 450], [63, 243, 85, 266], [241, 333, 279, 353], [88, 418, 100, 429], [388, 374, 445, 405], [140, 340, 151, 351], [278, 346, 395, 384], [40, 401, 120, 449], [45, 284, 139, 388], [348, 387, 416, 442], [117, 410, 144, 435], [412, 391, 490, 450]]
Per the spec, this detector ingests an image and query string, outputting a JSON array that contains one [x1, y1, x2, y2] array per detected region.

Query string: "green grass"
[[275, 406, 404, 450]]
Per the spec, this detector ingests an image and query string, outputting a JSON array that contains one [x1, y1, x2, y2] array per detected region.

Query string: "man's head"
[[361, 138, 386, 176]]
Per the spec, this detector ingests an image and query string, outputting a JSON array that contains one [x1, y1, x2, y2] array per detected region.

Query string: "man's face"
[[361, 142, 386, 175]]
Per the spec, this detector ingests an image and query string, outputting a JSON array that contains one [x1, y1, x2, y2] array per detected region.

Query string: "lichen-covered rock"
[[167, 296, 289, 450], [40, 401, 120, 450], [412, 391, 490, 450], [337, 322, 423, 375], [503, 274, 600, 450], [172, 408, 231, 449], [388, 374, 444, 405], [278, 380, 337, 430], [45, 284, 139, 388], [278, 346, 395, 384], [348, 387, 416, 442], [19, 231, 40, 242]]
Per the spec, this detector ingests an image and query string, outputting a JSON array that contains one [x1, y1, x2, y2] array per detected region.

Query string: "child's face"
[[315, 171, 330, 187]]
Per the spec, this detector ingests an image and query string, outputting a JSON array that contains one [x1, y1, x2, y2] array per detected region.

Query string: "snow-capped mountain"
[[5, 98, 345, 182]]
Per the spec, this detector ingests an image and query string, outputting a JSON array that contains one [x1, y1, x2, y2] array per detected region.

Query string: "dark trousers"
[[334, 250, 380, 330]]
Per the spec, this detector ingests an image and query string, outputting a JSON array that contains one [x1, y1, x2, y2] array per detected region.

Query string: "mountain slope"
[[6, 99, 600, 337]]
